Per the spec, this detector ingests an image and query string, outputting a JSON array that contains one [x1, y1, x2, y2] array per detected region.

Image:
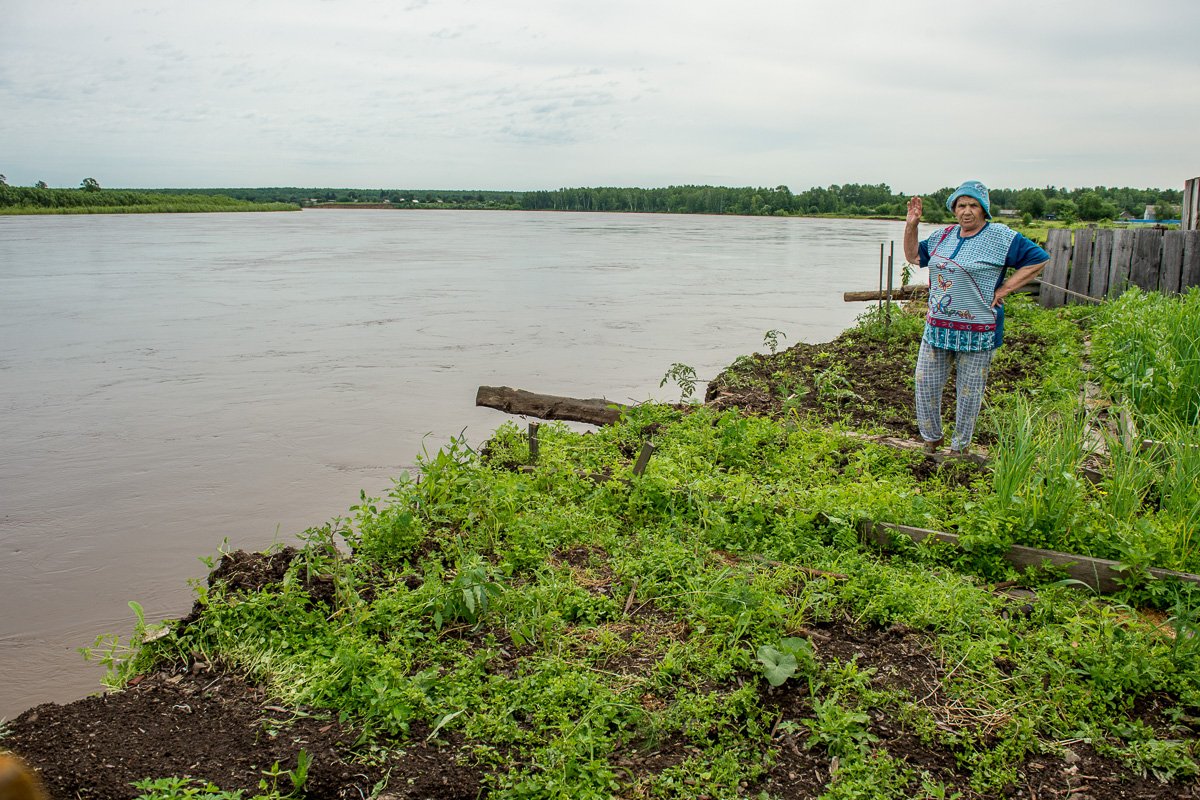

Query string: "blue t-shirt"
[[918, 223, 1049, 350]]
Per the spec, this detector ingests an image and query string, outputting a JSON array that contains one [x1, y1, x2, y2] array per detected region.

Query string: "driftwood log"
[[475, 385, 627, 426]]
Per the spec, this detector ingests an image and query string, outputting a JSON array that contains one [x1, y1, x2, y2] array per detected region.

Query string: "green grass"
[[98, 294, 1200, 799]]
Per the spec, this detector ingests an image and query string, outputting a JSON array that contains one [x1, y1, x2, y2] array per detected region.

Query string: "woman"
[[903, 180, 1049, 454]]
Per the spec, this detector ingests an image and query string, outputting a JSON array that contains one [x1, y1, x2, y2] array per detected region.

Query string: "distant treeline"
[[159, 183, 1181, 222], [0, 185, 298, 213], [0, 182, 1182, 222]]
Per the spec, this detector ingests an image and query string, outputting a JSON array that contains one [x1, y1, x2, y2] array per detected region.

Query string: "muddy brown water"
[[0, 209, 934, 718]]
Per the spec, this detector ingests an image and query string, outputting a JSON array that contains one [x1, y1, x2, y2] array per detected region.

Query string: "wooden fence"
[[1038, 226, 1200, 307], [1185, 176, 1199, 231]]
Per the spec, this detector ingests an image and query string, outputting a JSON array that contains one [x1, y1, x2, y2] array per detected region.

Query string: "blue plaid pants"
[[914, 339, 995, 451]]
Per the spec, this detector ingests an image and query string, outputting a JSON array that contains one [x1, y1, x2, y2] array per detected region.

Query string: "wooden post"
[[528, 422, 540, 464], [878, 243, 884, 314], [632, 442, 655, 476], [1184, 177, 1199, 232], [885, 241, 894, 329]]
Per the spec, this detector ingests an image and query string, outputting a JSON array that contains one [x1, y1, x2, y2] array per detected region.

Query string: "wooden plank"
[[1067, 227, 1095, 301], [1182, 231, 1200, 292], [860, 520, 1200, 594], [1039, 228, 1072, 307], [1159, 230, 1186, 294], [1108, 228, 1135, 297], [1091, 229, 1113, 298], [1129, 228, 1163, 291], [1184, 177, 1199, 232]]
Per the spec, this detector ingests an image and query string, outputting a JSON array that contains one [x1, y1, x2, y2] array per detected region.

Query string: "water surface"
[[0, 209, 922, 717]]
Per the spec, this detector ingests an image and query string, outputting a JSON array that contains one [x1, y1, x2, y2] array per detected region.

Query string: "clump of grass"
[[1091, 287, 1200, 429]]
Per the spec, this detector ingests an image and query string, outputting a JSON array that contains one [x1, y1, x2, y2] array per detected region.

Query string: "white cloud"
[[2, 0, 1198, 190]]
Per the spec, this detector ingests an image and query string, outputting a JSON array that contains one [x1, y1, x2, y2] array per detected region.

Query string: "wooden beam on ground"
[[476, 386, 626, 426], [859, 520, 1200, 594]]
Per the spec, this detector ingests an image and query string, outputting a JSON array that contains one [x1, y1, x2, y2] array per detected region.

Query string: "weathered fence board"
[[1108, 228, 1136, 297], [1160, 230, 1186, 294], [1038, 227, 1200, 307], [1184, 232, 1200, 290], [1129, 228, 1163, 291], [1091, 229, 1113, 298], [1039, 228, 1072, 307], [1067, 227, 1095, 299]]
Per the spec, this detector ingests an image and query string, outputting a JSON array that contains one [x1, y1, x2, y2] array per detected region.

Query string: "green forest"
[[0, 175, 1183, 222]]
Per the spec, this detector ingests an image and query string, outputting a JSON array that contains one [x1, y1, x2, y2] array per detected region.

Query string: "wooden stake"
[[528, 422, 540, 464], [633, 442, 655, 476]]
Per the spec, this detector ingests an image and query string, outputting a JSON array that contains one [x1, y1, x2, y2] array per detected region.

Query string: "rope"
[[1033, 278, 1105, 304]]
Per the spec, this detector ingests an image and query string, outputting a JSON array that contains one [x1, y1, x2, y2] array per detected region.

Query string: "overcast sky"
[[3, 0, 1198, 193]]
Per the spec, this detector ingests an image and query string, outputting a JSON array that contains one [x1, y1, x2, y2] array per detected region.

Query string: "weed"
[[756, 636, 816, 686], [660, 362, 699, 401], [807, 695, 878, 759], [763, 328, 787, 355]]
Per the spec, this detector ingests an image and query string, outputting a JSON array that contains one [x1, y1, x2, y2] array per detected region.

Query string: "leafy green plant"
[[807, 694, 878, 759], [763, 328, 786, 355], [431, 553, 504, 628], [756, 636, 815, 686], [132, 776, 248, 799], [660, 362, 698, 401], [348, 482, 426, 566]]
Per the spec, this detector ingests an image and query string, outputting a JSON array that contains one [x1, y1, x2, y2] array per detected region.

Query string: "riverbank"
[[5, 294, 1199, 799]]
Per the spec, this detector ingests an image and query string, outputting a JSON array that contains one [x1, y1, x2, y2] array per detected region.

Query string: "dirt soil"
[[6, 318, 1199, 799], [704, 304, 1044, 448]]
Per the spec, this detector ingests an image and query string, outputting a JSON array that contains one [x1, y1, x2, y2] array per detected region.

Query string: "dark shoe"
[[923, 437, 944, 453], [949, 446, 969, 456]]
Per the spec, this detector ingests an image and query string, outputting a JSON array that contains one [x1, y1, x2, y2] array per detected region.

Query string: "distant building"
[[1144, 204, 1157, 220], [997, 208, 1018, 217]]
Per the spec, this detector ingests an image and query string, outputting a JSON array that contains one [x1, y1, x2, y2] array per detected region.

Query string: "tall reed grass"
[[1091, 287, 1200, 430]]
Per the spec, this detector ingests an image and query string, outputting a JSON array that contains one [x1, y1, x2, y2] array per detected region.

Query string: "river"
[[0, 209, 921, 718]]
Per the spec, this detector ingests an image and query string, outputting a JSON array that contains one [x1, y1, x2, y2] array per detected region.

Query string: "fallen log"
[[843, 284, 926, 302], [476, 385, 627, 426], [859, 520, 1200, 594]]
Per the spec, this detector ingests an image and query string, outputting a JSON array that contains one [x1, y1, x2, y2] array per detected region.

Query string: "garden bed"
[[6, 296, 1200, 799]]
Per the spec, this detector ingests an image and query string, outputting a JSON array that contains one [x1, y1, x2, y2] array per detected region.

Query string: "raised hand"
[[906, 196, 924, 225]]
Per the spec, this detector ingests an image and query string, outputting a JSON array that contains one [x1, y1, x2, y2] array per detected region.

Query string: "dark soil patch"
[[9, 613, 1197, 798], [9, 671, 402, 799], [705, 311, 1045, 448]]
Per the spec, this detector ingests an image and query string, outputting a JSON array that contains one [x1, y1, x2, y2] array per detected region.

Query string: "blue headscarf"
[[946, 180, 991, 219]]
